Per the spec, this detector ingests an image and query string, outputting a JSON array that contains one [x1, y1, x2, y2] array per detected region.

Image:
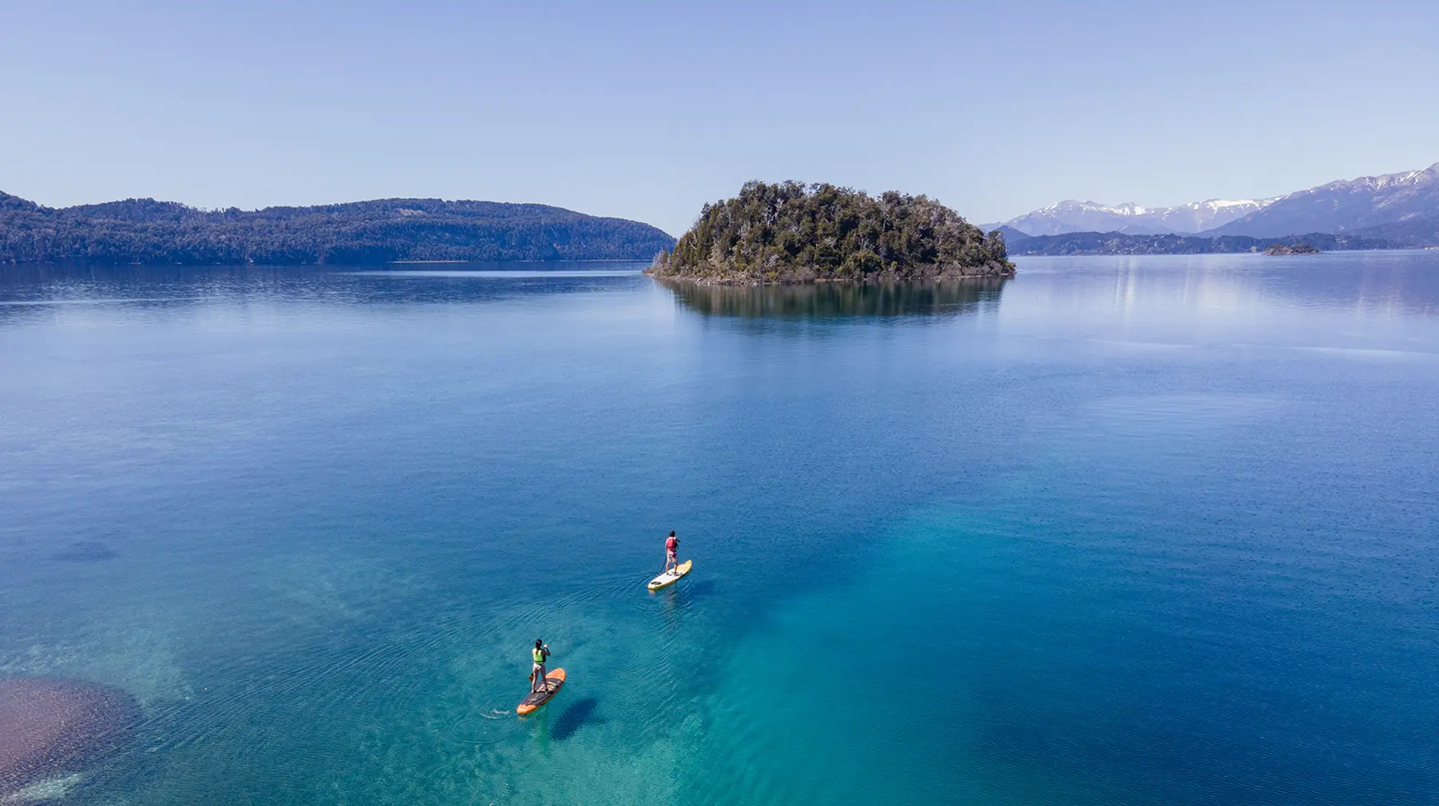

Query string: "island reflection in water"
[[657, 278, 1007, 319]]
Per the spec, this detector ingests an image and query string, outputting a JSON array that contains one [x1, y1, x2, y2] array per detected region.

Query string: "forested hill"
[[649, 181, 1014, 284], [0, 192, 676, 265], [1005, 230, 1392, 256]]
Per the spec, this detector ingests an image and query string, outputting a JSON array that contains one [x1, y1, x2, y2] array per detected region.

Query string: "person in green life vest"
[[530, 638, 551, 694]]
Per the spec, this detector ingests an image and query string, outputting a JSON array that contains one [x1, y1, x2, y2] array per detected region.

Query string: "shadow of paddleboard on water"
[[50, 538, 120, 563], [683, 579, 716, 598], [550, 698, 602, 741]]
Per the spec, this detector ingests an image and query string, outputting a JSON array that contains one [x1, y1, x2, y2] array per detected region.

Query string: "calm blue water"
[[1, 254, 1437, 805]]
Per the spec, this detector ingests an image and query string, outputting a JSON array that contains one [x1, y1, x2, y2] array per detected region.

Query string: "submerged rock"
[[0, 678, 137, 796]]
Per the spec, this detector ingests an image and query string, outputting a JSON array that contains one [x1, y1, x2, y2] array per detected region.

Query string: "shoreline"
[[645, 268, 1015, 287]]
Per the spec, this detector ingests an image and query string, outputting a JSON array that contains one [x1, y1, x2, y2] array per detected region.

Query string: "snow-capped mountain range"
[[999, 197, 1281, 236], [997, 162, 1439, 240], [1207, 162, 1439, 237]]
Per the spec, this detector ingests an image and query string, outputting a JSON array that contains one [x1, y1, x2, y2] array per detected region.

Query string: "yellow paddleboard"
[[648, 560, 692, 591]]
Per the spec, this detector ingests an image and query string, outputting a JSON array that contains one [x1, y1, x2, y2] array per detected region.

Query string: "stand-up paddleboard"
[[648, 560, 692, 591], [518, 668, 566, 716]]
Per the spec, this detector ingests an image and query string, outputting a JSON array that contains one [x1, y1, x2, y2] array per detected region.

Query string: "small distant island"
[[1263, 242, 1321, 255], [647, 181, 1014, 284]]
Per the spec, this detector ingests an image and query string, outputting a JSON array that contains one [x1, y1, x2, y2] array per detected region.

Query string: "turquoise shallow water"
[[1, 254, 1437, 804]]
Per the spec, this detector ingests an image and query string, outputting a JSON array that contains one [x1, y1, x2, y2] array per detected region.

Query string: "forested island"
[[0, 192, 675, 265], [1263, 242, 1320, 255], [648, 181, 1014, 284]]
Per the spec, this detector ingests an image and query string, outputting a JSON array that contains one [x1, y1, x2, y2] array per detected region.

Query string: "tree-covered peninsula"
[[0, 192, 675, 265], [648, 181, 1014, 284], [1006, 230, 1374, 256]]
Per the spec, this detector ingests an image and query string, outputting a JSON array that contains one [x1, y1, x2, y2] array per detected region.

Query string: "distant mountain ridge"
[[1001, 196, 1279, 236], [1006, 230, 1391, 257], [0, 192, 676, 265], [1206, 163, 1439, 237], [997, 161, 1439, 251]]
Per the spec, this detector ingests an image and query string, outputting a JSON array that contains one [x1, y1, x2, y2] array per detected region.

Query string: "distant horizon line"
[[7, 155, 1437, 237]]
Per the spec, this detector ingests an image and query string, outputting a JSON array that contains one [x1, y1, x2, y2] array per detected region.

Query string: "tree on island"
[[648, 181, 1014, 284]]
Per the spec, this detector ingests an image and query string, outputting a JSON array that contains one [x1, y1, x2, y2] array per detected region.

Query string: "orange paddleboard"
[[517, 668, 566, 715]]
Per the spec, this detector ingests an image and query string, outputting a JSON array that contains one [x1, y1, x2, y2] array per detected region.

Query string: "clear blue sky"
[[3, 0, 1437, 235]]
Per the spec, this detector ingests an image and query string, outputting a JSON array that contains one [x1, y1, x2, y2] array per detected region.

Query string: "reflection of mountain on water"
[[659, 278, 1007, 319], [1017, 251, 1439, 318]]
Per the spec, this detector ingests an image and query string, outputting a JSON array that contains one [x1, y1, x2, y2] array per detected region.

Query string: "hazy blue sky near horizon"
[[3, 0, 1437, 235]]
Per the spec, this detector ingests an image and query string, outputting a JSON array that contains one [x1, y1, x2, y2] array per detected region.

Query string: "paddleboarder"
[[530, 639, 551, 694], [664, 531, 680, 573]]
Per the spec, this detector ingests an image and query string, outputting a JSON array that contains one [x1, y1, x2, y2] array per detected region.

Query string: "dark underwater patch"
[[550, 698, 600, 741], [51, 540, 118, 563]]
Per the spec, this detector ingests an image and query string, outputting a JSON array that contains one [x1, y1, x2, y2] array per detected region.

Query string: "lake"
[[2, 252, 1437, 805]]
